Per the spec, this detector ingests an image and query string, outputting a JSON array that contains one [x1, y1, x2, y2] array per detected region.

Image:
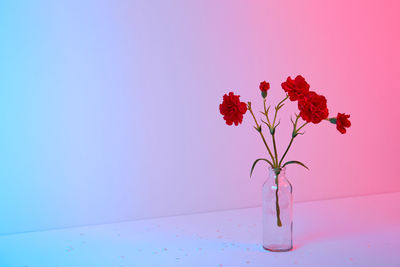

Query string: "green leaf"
[[250, 158, 274, 177], [282, 160, 309, 170]]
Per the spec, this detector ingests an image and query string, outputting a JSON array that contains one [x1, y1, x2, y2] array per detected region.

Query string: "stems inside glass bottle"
[[274, 169, 283, 227]]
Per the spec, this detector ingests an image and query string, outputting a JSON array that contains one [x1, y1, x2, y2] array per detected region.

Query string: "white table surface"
[[1, 192, 399, 267]]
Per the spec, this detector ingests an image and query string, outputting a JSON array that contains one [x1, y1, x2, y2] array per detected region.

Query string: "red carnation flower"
[[298, 91, 329, 124], [259, 81, 270, 92], [219, 92, 247, 126], [281, 75, 310, 101], [336, 113, 351, 134]]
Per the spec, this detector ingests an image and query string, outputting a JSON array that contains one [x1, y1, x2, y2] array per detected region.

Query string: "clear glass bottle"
[[262, 167, 293, 252]]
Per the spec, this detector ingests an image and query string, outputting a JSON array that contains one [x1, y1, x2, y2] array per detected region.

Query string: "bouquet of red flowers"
[[219, 76, 351, 233], [219, 75, 351, 175]]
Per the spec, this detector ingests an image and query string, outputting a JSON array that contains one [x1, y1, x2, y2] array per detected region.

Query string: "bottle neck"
[[268, 167, 286, 180]]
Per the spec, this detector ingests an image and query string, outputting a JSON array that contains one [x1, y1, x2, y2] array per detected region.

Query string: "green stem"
[[272, 134, 278, 166], [263, 95, 287, 227], [278, 137, 294, 167], [248, 104, 276, 166], [278, 94, 289, 107], [261, 133, 276, 166], [278, 114, 300, 167], [269, 95, 288, 166], [296, 122, 308, 133], [272, 111, 278, 127], [275, 183, 282, 227], [274, 169, 282, 227], [263, 99, 271, 125], [272, 95, 289, 126]]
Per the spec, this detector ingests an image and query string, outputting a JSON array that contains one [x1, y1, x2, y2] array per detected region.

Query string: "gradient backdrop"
[[1, 0, 399, 235]]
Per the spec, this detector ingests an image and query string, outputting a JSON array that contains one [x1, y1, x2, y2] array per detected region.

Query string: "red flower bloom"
[[281, 75, 310, 101], [298, 91, 329, 124], [259, 81, 270, 92], [336, 113, 351, 134], [219, 92, 247, 126]]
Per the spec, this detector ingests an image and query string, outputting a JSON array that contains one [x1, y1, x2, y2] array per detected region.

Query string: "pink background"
[[1, 0, 399, 234]]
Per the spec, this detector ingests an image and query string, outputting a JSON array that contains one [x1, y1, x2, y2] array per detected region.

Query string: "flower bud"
[[270, 126, 275, 135], [328, 118, 337, 124], [261, 91, 268, 98]]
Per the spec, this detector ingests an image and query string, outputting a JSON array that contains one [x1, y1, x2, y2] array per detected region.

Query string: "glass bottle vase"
[[262, 167, 293, 252]]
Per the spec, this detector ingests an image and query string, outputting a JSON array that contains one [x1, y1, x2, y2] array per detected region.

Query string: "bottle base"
[[263, 245, 293, 252]]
